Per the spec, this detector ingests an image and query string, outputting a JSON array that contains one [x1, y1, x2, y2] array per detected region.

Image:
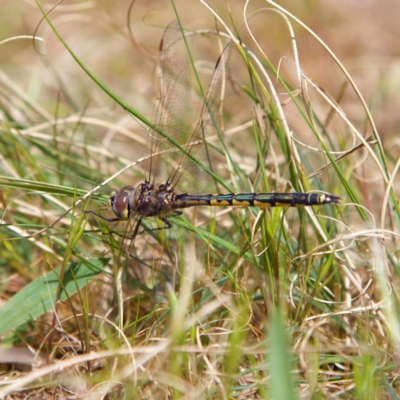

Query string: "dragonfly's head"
[[109, 186, 135, 219]]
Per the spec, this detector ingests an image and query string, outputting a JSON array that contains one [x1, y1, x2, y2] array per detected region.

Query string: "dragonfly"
[[91, 21, 339, 238]]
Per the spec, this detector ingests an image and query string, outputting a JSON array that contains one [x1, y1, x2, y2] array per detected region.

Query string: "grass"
[[0, 0, 399, 398]]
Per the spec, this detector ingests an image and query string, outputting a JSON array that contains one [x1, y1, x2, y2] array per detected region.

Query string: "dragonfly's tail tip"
[[325, 194, 341, 204]]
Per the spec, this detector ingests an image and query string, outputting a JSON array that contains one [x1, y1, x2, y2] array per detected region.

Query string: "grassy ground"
[[0, 0, 399, 398]]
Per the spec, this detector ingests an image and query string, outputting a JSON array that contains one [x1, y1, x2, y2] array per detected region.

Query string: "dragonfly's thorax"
[[132, 181, 177, 217], [109, 180, 177, 219]]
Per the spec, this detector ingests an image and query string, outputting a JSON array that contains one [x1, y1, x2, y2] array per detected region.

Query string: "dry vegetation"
[[0, 0, 399, 398]]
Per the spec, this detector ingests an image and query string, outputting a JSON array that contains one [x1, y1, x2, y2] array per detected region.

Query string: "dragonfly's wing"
[[145, 22, 250, 193], [145, 20, 191, 185], [168, 41, 250, 193]]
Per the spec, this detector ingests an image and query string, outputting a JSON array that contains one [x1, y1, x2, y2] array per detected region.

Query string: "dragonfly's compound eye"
[[112, 191, 128, 218], [110, 186, 135, 219]]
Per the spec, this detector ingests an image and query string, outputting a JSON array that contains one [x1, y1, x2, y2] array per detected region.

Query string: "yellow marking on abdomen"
[[210, 199, 232, 206]]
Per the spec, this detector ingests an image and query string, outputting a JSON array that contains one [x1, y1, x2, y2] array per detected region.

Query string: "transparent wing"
[[168, 41, 249, 194], [145, 22, 250, 195], [145, 20, 191, 185]]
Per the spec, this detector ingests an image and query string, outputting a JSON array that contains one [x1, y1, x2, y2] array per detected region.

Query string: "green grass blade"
[[0, 258, 109, 335]]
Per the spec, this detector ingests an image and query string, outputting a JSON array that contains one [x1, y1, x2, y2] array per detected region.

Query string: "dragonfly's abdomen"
[[173, 192, 340, 209]]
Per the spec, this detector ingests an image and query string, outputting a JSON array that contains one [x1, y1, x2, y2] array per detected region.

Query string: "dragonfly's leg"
[[110, 218, 143, 239], [91, 217, 143, 240], [86, 210, 143, 241], [139, 219, 171, 234], [139, 212, 182, 234], [170, 211, 183, 217], [130, 218, 143, 240], [86, 209, 127, 223]]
